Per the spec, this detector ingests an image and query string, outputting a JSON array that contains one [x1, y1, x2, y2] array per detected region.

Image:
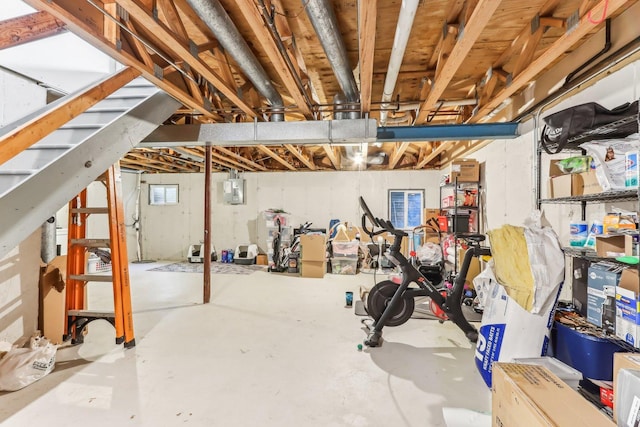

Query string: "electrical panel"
[[223, 179, 244, 204]]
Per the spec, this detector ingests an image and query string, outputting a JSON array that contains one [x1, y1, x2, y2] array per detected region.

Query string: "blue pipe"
[[376, 123, 520, 142]]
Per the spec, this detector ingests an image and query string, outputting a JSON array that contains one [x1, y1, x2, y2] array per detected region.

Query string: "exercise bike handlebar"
[[359, 197, 408, 239]]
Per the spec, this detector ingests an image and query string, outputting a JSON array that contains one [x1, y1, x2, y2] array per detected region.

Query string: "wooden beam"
[[122, 156, 179, 172], [128, 150, 196, 172], [321, 144, 340, 170], [473, 0, 628, 122], [210, 150, 256, 171], [358, 0, 377, 114], [0, 67, 139, 166], [157, 0, 189, 44], [415, 141, 451, 169], [429, 25, 458, 70], [493, 0, 562, 68], [434, 25, 458, 83], [122, 19, 154, 69], [0, 11, 66, 50], [103, 3, 119, 45], [214, 146, 268, 171], [23, 0, 220, 119], [181, 146, 245, 171], [511, 25, 544, 79], [388, 142, 410, 170], [284, 144, 316, 170], [416, 0, 503, 124], [478, 70, 498, 108], [211, 47, 237, 88], [446, 0, 466, 24], [256, 145, 297, 171], [539, 17, 566, 28], [113, 0, 258, 119], [234, 0, 313, 118]]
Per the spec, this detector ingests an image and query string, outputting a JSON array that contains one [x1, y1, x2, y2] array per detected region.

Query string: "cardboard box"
[[547, 161, 602, 197], [423, 208, 440, 225], [300, 260, 326, 278], [596, 234, 635, 258], [450, 159, 479, 182], [299, 234, 326, 261], [613, 352, 640, 422], [38, 256, 67, 344], [587, 261, 623, 327], [576, 170, 603, 195], [492, 363, 614, 427], [615, 268, 640, 347]]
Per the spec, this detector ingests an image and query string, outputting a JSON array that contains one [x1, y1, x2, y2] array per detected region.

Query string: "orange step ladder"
[[64, 163, 135, 348]]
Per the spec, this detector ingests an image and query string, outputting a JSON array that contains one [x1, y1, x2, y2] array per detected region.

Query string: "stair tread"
[[67, 309, 115, 318], [71, 238, 111, 247], [70, 207, 109, 214]]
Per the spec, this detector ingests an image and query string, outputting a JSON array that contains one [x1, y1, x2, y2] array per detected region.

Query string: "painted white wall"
[[0, 68, 47, 344], [140, 170, 442, 260]]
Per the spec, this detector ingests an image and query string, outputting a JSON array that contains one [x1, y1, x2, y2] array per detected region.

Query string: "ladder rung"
[[70, 207, 109, 214], [68, 310, 115, 319], [71, 238, 111, 248], [69, 274, 113, 282]]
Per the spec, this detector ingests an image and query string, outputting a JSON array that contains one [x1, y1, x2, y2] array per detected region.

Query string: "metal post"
[[203, 143, 212, 303]]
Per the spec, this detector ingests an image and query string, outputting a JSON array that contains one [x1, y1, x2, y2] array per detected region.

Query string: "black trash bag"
[[540, 100, 638, 154]]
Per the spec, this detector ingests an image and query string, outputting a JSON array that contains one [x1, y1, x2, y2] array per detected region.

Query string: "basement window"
[[149, 184, 179, 206], [388, 190, 424, 230]]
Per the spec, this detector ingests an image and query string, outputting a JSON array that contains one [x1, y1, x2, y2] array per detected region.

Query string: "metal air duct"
[[379, 0, 419, 126], [185, 0, 285, 121], [304, 0, 360, 116]]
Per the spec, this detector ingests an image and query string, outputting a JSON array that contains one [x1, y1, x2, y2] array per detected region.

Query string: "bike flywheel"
[[366, 280, 414, 327]]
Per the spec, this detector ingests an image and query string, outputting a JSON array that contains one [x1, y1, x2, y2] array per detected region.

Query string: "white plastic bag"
[[580, 136, 640, 191], [474, 212, 564, 388], [0, 336, 57, 391], [416, 242, 442, 264]]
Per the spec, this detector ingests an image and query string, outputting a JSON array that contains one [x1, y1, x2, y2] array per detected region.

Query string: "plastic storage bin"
[[331, 240, 359, 258], [87, 254, 111, 273], [331, 257, 357, 275], [551, 321, 626, 380], [512, 356, 583, 389]]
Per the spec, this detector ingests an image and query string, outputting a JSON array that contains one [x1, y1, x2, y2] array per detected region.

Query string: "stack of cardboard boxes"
[[299, 234, 327, 278]]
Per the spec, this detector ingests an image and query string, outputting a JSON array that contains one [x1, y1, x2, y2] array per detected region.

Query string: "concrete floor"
[[0, 263, 491, 426]]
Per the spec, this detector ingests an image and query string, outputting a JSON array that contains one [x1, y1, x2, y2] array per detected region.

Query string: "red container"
[[437, 216, 448, 232], [600, 386, 613, 408]]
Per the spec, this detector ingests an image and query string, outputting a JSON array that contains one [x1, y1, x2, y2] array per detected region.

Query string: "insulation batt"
[[487, 225, 534, 311]]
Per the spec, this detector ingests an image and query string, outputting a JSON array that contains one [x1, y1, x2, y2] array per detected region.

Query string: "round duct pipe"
[[304, 0, 361, 114], [186, 0, 284, 121]]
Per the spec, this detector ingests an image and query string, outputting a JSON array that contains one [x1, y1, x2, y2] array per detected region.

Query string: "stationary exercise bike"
[[358, 197, 491, 347]]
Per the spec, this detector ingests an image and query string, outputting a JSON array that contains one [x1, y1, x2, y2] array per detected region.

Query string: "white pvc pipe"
[[379, 0, 420, 126]]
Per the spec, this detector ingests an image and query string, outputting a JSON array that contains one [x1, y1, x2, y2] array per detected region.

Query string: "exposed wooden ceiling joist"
[[23, 0, 225, 119], [283, 144, 317, 170], [14, 0, 637, 174], [214, 146, 268, 171], [234, 0, 313, 119], [0, 10, 66, 50], [415, 0, 504, 124], [388, 142, 410, 170], [322, 144, 340, 170], [256, 145, 296, 171], [116, 0, 258, 118], [472, 0, 629, 122], [358, 0, 377, 114]]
